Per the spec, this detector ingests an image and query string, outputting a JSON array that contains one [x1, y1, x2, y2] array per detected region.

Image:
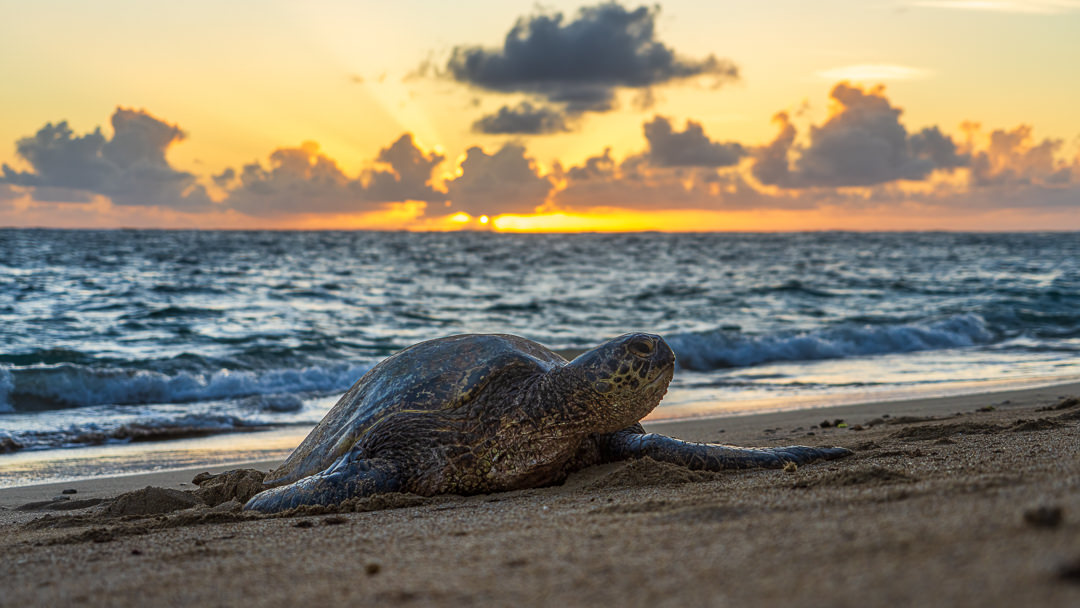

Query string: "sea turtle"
[[245, 333, 851, 513]]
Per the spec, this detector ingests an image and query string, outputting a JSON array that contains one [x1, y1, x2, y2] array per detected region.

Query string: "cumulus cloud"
[[0, 108, 211, 210], [442, 144, 554, 216], [472, 102, 572, 135], [444, 3, 737, 128], [366, 134, 447, 202], [546, 117, 784, 211], [565, 147, 619, 180], [224, 142, 354, 216], [751, 112, 799, 188], [553, 145, 781, 211], [223, 134, 446, 217], [968, 124, 1073, 186], [752, 83, 968, 188], [643, 116, 745, 167]]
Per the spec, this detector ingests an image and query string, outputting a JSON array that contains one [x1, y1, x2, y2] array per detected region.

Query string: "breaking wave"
[[0, 361, 369, 412], [667, 314, 994, 371]]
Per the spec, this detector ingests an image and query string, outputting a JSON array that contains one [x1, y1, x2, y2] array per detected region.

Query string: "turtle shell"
[[265, 334, 568, 486]]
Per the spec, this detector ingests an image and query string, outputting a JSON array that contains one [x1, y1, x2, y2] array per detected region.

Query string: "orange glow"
[[479, 205, 1080, 233], [490, 208, 858, 232], [5, 196, 1079, 232]]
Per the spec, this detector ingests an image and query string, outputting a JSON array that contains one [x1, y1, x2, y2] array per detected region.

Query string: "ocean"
[[2, 229, 1078, 486]]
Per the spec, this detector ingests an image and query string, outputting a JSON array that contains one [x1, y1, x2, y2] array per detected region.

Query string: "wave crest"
[[667, 314, 994, 371], [2, 362, 369, 412]]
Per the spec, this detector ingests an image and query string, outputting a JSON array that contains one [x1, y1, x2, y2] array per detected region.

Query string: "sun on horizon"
[[1, 1, 1078, 231]]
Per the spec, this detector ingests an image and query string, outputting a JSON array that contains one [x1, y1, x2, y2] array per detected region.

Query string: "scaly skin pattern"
[[587, 424, 852, 470], [262, 334, 570, 487], [244, 333, 852, 513]]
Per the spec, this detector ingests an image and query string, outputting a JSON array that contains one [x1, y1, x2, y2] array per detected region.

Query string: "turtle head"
[[563, 333, 675, 432]]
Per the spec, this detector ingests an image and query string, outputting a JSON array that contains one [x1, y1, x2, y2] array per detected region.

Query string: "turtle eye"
[[628, 338, 654, 358]]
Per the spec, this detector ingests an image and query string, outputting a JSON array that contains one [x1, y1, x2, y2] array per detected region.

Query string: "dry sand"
[[2, 383, 1079, 607]]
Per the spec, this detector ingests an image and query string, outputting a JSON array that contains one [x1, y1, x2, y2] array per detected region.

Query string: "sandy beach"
[[2, 382, 1079, 607]]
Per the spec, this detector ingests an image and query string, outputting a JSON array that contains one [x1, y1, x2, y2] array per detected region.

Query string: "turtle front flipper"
[[599, 425, 852, 471], [244, 457, 403, 513]]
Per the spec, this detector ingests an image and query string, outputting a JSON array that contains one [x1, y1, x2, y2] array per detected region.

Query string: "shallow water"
[[2, 230, 1078, 484]]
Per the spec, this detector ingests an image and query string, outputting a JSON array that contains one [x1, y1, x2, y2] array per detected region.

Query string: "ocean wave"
[[0, 362, 369, 412], [0, 367, 13, 413], [5, 414, 273, 452], [136, 305, 225, 320], [750, 279, 837, 298], [0, 431, 22, 453], [666, 314, 994, 371]]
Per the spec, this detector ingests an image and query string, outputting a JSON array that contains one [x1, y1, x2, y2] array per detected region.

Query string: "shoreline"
[[2, 379, 1078, 503], [4, 377, 1079, 493], [2, 380, 1079, 606]]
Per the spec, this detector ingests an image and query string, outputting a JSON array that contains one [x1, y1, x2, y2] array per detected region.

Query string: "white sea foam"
[[667, 314, 994, 371], [6, 362, 370, 411]]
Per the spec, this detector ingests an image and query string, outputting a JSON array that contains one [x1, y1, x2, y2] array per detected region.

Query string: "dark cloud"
[[1, 122, 111, 191], [364, 134, 447, 202], [21, 186, 95, 204], [223, 135, 446, 217], [224, 142, 353, 216], [472, 102, 572, 135], [565, 147, 618, 180], [0, 108, 211, 210], [548, 115, 761, 211], [752, 83, 968, 188], [547, 87, 617, 114], [442, 144, 553, 216], [643, 116, 745, 167], [553, 146, 781, 211], [445, 3, 737, 118], [751, 112, 798, 187], [909, 126, 968, 171]]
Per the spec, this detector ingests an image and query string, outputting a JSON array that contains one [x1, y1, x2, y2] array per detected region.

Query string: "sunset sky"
[[1, 0, 1078, 230]]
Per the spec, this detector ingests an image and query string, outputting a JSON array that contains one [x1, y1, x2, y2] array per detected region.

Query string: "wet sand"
[[2, 383, 1079, 607]]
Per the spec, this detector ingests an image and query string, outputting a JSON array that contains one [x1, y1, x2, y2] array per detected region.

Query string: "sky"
[[1, 0, 1078, 231]]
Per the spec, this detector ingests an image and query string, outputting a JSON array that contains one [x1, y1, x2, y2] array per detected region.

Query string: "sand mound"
[[1009, 418, 1062, 432], [105, 486, 201, 516], [192, 469, 267, 506], [1037, 396, 1079, 412], [584, 457, 722, 490], [1055, 408, 1080, 422]]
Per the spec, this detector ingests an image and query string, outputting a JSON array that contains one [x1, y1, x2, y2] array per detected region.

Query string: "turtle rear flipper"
[[244, 457, 403, 513], [599, 425, 852, 470]]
